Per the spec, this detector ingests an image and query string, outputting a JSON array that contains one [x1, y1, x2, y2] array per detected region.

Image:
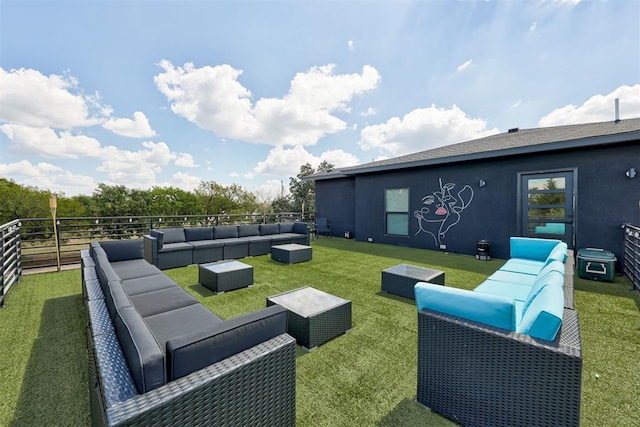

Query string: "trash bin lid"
[[577, 248, 617, 261]]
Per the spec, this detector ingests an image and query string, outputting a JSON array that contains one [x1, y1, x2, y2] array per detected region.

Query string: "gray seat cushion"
[[121, 273, 178, 296], [189, 240, 224, 249], [129, 286, 198, 318], [158, 242, 193, 253], [144, 304, 223, 351], [111, 259, 161, 281]]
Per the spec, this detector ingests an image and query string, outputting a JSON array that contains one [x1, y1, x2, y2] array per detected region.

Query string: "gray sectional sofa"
[[82, 239, 296, 426], [144, 222, 310, 269]]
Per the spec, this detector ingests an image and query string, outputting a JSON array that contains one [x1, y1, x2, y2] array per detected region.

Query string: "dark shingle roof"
[[310, 118, 640, 180]]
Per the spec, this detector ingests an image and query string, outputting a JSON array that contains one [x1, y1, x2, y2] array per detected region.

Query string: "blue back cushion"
[[415, 282, 516, 331], [260, 224, 279, 236], [279, 222, 295, 233], [510, 237, 562, 261], [99, 240, 144, 262], [238, 224, 260, 237], [523, 270, 565, 314], [517, 284, 564, 341], [546, 242, 568, 263], [213, 225, 238, 239], [161, 228, 186, 244], [293, 222, 309, 234], [113, 306, 166, 393], [184, 227, 213, 241]]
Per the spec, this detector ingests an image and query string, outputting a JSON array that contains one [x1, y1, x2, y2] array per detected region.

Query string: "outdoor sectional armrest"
[[104, 334, 296, 427], [417, 307, 582, 427], [166, 305, 288, 381], [142, 235, 158, 266]]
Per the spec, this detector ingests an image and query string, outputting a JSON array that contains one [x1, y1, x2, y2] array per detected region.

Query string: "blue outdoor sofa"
[[82, 239, 296, 426], [144, 222, 310, 269], [415, 237, 582, 427]]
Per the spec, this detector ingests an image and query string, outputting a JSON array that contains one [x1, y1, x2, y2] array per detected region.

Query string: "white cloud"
[[358, 104, 499, 156], [538, 84, 640, 127], [456, 59, 473, 72], [0, 160, 97, 195], [0, 67, 109, 129], [0, 124, 102, 158], [361, 107, 378, 117], [167, 172, 202, 191], [529, 22, 537, 32], [94, 141, 197, 187], [248, 145, 359, 178], [511, 100, 522, 108], [154, 61, 380, 146], [103, 111, 156, 138], [348, 40, 354, 51]]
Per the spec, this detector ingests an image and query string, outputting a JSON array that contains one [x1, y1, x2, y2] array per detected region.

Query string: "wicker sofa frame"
[[417, 255, 582, 427], [81, 250, 297, 427]]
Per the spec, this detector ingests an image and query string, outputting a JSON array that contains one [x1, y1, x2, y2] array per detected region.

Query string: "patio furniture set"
[[81, 224, 353, 426], [410, 237, 582, 427], [81, 228, 580, 426], [144, 222, 311, 269]]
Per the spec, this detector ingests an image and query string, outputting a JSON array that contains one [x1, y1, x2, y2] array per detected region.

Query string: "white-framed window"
[[385, 188, 409, 236]]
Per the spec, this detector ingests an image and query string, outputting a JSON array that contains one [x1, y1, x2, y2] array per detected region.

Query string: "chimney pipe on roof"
[[615, 98, 620, 123]]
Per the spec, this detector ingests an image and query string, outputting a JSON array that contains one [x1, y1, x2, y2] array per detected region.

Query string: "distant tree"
[[0, 178, 50, 223], [92, 184, 132, 217], [195, 181, 259, 216], [289, 161, 333, 213], [270, 195, 294, 213]]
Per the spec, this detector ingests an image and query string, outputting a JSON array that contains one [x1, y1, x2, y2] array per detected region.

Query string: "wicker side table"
[[267, 286, 351, 351], [381, 264, 445, 300], [199, 260, 254, 293]]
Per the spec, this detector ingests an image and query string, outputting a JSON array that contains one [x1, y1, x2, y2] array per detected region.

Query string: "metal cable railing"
[[623, 223, 640, 291], [1, 219, 22, 307], [0, 212, 314, 306]]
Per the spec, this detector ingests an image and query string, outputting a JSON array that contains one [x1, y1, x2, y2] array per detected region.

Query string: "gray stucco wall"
[[315, 141, 639, 270]]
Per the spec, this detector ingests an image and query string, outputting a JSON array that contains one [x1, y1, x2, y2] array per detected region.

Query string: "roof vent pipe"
[[508, 127, 519, 133], [615, 98, 620, 123]]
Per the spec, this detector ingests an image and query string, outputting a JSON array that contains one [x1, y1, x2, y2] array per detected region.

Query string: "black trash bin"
[[476, 240, 491, 261]]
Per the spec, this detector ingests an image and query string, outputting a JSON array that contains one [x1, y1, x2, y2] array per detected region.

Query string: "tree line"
[[0, 162, 333, 224]]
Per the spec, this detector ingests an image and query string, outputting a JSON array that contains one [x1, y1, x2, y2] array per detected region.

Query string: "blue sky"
[[1, 0, 639, 198]]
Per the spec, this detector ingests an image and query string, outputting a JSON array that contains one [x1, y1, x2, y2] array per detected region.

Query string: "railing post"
[[1, 227, 5, 308]]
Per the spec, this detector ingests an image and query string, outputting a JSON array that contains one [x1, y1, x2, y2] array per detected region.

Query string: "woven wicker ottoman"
[[381, 263, 445, 300], [267, 286, 351, 351], [199, 259, 253, 293], [271, 243, 312, 264]]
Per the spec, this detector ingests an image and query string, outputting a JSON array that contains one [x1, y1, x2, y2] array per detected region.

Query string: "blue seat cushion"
[[499, 258, 546, 275], [474, 279, 532, 302]]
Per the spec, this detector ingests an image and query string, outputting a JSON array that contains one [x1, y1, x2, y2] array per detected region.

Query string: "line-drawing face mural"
[[414, 178, 474, 246]]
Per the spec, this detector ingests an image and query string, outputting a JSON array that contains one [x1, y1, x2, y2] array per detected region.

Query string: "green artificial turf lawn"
[[0, 238, 638, 426]]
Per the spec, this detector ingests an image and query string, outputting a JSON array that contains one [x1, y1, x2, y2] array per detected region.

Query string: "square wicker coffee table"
[[271, 243, 312, 264], [381, 263, 445, 300], [199, 259, 253, 294], [267, 286, 351, 351]]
